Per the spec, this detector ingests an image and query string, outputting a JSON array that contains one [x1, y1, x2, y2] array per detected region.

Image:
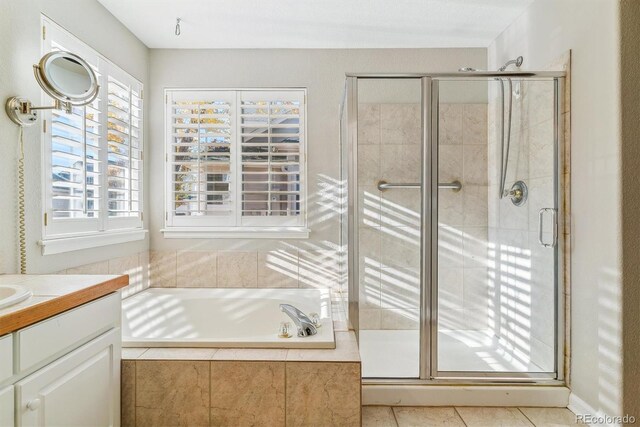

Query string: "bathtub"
[[121, 288, 335, 349]]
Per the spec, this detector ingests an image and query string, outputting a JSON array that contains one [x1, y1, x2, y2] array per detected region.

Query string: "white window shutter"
[[165, 89, 306, 231], [105, 63, 144, 230], [239, 90, 305, 227], [43, 19, 143, 239], [167, 90, 236, 227]]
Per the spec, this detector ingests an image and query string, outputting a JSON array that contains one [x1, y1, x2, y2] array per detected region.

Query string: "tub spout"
[[279, 304, 318, 337]]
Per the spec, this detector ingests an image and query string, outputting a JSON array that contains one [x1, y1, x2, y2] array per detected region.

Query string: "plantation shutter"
[[106, 65, 144, 229], [165, 89, 306, 230], [167, 91, 236, 227], [239, 91, 305, 226], [43, 20, 143, 239], [45, 31, 103, 236]]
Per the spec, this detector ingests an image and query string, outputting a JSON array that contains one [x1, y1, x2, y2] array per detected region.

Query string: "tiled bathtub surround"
[[121, 331, 361, 427], [357, 102, 489, 331], [60, 251, 150, 298], [149, 249, 342, 291]]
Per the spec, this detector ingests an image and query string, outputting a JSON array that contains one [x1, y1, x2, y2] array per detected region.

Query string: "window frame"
[[40, 17, 145, 251], [162, 88, 309, 239]]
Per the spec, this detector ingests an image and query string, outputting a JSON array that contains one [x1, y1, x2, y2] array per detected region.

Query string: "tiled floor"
[[363, 406, 579, 426]]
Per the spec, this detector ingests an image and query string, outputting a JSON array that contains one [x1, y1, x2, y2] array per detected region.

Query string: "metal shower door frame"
[[346, 72, 566, 384]]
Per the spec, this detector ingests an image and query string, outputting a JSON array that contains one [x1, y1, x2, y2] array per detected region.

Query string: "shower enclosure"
[[340, 70, 565, 382]]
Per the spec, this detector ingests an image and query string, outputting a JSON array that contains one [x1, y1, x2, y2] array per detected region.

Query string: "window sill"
[[38, 229, 148, 255], [161, 227, 310, 239]]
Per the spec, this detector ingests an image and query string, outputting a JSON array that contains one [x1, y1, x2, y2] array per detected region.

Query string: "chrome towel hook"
[[175, 18, 181, 36]]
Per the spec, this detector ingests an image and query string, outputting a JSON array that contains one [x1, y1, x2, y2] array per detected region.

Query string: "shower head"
[[498, 56, 524, 72]]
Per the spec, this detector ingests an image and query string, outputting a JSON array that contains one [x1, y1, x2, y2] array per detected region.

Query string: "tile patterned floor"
[[363, 406, 579, 427]]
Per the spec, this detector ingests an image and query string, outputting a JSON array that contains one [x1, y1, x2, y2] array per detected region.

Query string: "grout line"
[[390, 406, 400, 427], [453, 407, 469, 427], [517, 407, 537, 426]]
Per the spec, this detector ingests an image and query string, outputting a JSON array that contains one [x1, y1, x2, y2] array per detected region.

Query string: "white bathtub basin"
[[0, 284, 32, 309], [121, 288, 335, 349]]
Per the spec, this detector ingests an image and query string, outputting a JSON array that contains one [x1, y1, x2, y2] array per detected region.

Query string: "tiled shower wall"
[[487, 52, 571, 372], [357, 102, 488, 331]]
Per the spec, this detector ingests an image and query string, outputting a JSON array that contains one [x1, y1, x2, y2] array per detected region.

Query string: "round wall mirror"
[[34, 51, 99, 105]]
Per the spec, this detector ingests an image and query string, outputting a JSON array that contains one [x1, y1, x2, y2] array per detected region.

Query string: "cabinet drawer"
[[16, 293, 120, 373], [0, 335, 12, 383]]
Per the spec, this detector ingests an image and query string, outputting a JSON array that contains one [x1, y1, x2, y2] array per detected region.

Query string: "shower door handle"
[[538, 208, 558, 248]]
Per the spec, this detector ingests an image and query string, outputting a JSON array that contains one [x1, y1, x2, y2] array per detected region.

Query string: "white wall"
[[489, 0, 622, 417], [148, 48, 486, 254], [0, 0, 150, 274]]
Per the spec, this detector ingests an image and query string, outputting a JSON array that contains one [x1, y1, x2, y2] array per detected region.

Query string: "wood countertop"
[[0, 274, 128, 336]]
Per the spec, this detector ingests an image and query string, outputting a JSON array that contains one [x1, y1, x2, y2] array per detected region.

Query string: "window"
[[164, 89, 307, 238], [41, 18, 144, 251]]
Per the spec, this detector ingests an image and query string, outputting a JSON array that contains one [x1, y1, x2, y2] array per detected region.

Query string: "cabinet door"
[[16, 329, 120, 427], [0, 386, 13, 427]]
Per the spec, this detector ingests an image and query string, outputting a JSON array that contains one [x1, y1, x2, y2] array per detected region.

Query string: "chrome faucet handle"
[[279, 304, 318, 337]]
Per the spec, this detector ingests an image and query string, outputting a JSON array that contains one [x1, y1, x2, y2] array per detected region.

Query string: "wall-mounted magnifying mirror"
[[5, 50, 100, 127]]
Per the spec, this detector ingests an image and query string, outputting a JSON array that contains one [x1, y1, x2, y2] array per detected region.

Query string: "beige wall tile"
[[463, 145, 488, 185], [176, 251, 217, 288], [394, 407, 465, 426], [463, 185, 489, 227], [358, 104, 380, 145], [462, 227, 488, 268], [380, 144, 421, 183], [66, 260, 110, 274], [380, 308, 419, 330], [380, 228, 420, 269], [439, 104, 463, 145], [298, 249, 341, 290], [217, 251, 257, 287], [210, 361, 285, 426], [110, 253, 145, 297], [286, 362, 361, 426], [362, 406, 396, 427], [439, 267, 464, 310], [257, 250, 299, 288], [360, 185, 383, 228], [359, 308, 382, 330], [135, 360, 209, 427], [121, 361, 136, 427], [463, 104, 488, 145], [358, 145, 381, 186], [438, 225, 464, 268], [149, 251, 177, 288], [380, 104, 421, 145], [439, 145, 464, 182], [380, 267, 420, 309]]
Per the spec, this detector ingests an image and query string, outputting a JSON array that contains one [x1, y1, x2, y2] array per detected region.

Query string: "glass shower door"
[[434, 78, 560, 377], [354, 78, 423, 378]]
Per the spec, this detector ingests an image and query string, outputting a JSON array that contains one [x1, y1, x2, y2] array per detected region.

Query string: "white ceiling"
[[98, 0, 535, 49]]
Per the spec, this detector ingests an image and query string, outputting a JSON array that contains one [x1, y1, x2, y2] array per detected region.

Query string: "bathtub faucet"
[[279, 304, 318, 337]]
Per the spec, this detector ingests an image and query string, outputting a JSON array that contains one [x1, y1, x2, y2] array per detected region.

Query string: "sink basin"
[[0, 285, 32, 310]]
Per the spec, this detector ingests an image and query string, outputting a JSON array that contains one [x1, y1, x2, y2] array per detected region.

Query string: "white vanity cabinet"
[[15, 329, 119, 426], [3, 292, 121, 427], [1, 334, 15, 427]]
